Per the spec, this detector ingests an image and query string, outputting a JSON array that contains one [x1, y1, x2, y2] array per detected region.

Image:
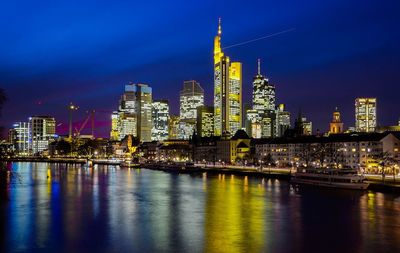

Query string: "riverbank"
[[3, 159, 400, 194], [142, 164, 400, 194], [2, 157, 122, 165]]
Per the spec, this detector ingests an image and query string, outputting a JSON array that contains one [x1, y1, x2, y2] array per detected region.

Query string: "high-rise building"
[[29, 116, 56, 154], [276, 104, 291, 137], [196, 106, 214, 137], [213, 19, 242, 137], [329, 107, 344, 134], [168, 115, 180, 139], [151, 100, 169, 141], [110, 112, 119, 140], [355, 98, 377, 132], [245, 109, 261, 138], [294, 112, 312, 136], [179, 80, 204, 139], [10, 122, 31, 155], [111, 83, 153, 142], [180, 80, 204, 120], [246, 59, 276, 138]]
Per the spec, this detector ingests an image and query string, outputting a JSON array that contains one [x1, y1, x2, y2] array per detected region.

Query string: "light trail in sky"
[[222, 28, 295, 49]]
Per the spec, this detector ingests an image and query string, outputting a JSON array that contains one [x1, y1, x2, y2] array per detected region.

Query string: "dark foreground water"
[[1, 162, 400, 253]]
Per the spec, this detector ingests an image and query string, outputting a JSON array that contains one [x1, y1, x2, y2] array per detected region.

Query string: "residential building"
[[254, 132, 400, 172]]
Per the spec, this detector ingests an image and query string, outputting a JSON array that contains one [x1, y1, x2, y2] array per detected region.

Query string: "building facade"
[[168, 115, 180, 140], [179, 80, 204, 139], [10, 122, 31, 155], [29, 116, 56, 154], [276, 104, 291, 137], [355, 98, 377, 132], [254, 132, 400, 172], [111, 83, 153, 142], [151, 100, 169, 141], [213, 19, 242, 137], [196, 105, 214, 138]]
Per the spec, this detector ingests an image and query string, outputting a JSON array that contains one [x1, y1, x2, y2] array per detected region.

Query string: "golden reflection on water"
[[6, 163, 400, 252], [204, 175, 266, 253]]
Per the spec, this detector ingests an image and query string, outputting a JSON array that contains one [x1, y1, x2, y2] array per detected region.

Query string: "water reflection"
[[0, 162, 399, 253]]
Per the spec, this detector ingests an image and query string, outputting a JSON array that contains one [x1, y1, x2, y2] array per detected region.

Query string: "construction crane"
[[68, 102, 79, 140], [74, 110, 95, 139]]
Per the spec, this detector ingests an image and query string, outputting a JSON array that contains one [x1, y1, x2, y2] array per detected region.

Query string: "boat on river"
[[291, 168, 369, 190]]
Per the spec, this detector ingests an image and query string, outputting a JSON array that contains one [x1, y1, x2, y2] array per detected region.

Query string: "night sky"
[[1, 0, 399, 138]]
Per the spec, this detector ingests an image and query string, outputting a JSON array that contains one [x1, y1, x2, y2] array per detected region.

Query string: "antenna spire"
[[257, 58, 261, 75], [218, 17, 222, 36]]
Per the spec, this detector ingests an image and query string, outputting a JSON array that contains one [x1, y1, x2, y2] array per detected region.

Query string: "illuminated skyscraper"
[[112, 83, 152, 142], [245, 109, 261, 138], [196, 106, 214, 138], [355, 98, 377, 132], [213, 19, 242, 136], [276, 104, 291, 137], [179, 80, 204, 139], [246, 59, 276, 138], [29, 116, 56, 154], [329, 107, 344, 134], [151, 100, 169, 141]]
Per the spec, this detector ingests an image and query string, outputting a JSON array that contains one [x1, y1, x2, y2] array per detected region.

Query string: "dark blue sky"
[[1, 0, 399, 137]]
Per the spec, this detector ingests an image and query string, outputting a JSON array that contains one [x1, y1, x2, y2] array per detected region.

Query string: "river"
[[0, 162, 399, 253]]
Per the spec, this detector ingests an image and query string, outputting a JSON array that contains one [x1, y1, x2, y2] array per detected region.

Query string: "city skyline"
[[1, 1, 400, 138]]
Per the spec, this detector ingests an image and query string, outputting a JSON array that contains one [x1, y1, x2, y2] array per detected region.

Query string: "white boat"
[[291, 168, 369, 190]]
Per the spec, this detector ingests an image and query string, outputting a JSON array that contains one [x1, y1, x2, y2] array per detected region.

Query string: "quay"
[[2, 158, 400, 193]]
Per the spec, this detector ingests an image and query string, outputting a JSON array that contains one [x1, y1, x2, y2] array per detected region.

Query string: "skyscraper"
[[245, 109, 261, 138], [213, 19, 242, 137], [329, 107, 344, 134], [29, 116, 56, 154], [276, 104, 291, 137], [179, 80, 204, 139], [247, 59, 276, 138], [168, 115, 180, 139], [294, 112, 312, 136], [111, 83, 153, 142], [151, 100, 169, 141], [196, 105, 214, 138], [355, 98, 377, 132]]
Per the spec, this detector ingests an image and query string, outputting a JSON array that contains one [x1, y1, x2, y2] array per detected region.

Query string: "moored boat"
[[291, 168, 369, 190]]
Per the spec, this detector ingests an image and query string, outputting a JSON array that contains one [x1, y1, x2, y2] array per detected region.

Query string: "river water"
[[0, 162, 399, 253]]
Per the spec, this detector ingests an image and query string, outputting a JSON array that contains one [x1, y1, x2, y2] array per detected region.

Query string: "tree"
[[374, 152, 399, 183], [55, 140, 72, 156], [263, 153, 275, 166]]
